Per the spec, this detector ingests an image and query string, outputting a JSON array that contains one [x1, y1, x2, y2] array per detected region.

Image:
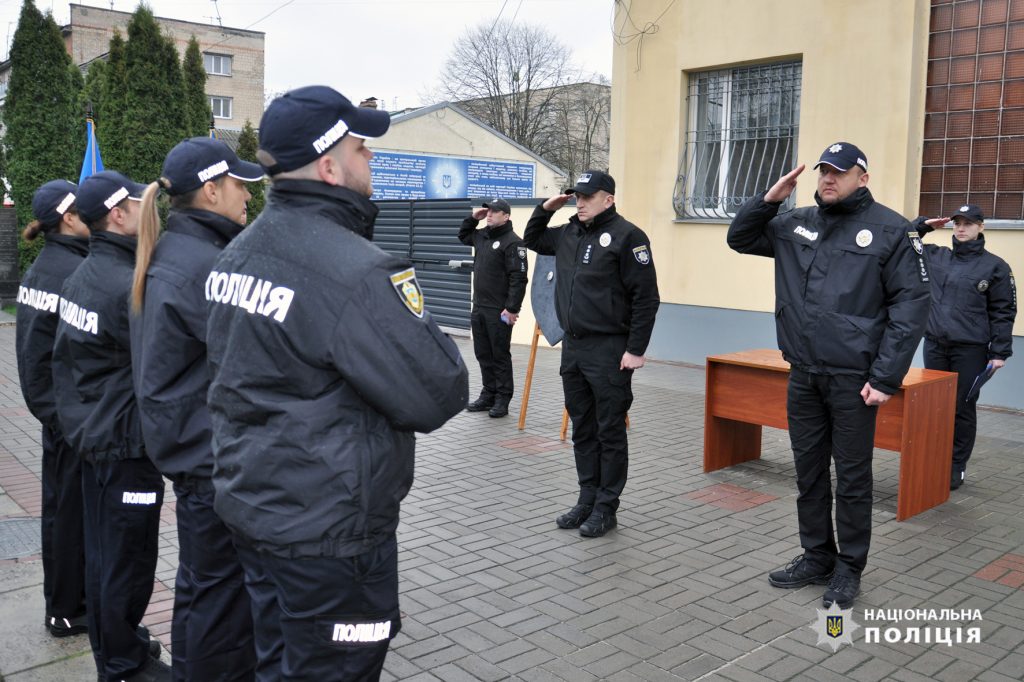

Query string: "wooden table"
[[704, 349, 957, 521]]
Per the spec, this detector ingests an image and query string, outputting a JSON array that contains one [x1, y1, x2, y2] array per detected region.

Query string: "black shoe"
[[47, 614, 88, 637], [950, 466, 965, 490], [555, 504, 593, 529], [579, 510, 617, 538], [466, 396, 495, 412], [768, 555, 834, 588], [148, 638, 162, 659], [488, 401, 509, 418], [823, 574, 861, 609], [121, 656, 172, 682]]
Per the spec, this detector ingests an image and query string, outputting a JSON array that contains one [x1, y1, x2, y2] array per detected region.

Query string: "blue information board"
[[370, 151, 535, 200]]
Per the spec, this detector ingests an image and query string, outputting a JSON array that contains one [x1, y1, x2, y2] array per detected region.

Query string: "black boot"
[[466, 395, 494, 412], [488, 399, 509, 418]]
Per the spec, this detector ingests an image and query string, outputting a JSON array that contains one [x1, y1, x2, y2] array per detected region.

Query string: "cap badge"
[[855, 229, 873, 248], [56, 193, 76, 215], [103, 187, 129, 210], [577, 173, 592, 183], [960, 205, 970, 212], [829, 144, 842, 153], [599, 232, 611, 247]]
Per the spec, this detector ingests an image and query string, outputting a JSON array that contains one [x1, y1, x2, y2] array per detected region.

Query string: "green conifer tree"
[[1, 0, 85, 271], [182, 36, 211, 138], [235, 119, 265, 221], [97, 30, 128, 171], [120, 5, 186, 182]]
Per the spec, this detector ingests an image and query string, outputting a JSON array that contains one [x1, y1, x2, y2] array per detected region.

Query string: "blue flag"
[[79, 118, 104, 184]]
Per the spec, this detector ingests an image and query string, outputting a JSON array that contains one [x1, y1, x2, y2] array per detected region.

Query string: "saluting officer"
[[728, 142, 930, 609], [524, 170, 660, 538], [913, 205, 1016, 490], [16, 180, 90, 638], [130, 138, 263, 680], [459, 197, 528, 418], [52, 171, 170, 681], [205, 86, 468, 680]]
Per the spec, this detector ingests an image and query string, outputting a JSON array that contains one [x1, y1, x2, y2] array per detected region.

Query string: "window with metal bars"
[[675, 61, 802, 220]]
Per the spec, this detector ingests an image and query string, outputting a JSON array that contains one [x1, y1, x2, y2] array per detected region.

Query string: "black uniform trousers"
[[234, 535, 401, 682], [923, 339, 990, 471], [787, 369, 877, 577], [561, 335, 633, 514], [81, 458, 163, 680], [171, 479, 256, 681], [470, 307, 514, 403], [40, 424, 86, 621]]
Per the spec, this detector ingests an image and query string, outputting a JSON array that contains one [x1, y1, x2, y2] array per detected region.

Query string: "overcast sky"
[[0, 0, 616, 110]]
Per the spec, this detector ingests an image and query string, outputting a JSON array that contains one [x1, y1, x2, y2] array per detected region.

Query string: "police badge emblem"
[[492, 241, 500, 249], [632, 245, 651, 265], [978, 280, 989, 292], [517, 247, 527, 260], [599, 232, 611, 247], [389, 268, 424, 318], [907, 232, 923, 255], [855, 229, 873, 248]]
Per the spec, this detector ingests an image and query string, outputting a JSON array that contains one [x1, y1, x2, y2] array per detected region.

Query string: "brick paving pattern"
[[2, 322, 1024, 680]]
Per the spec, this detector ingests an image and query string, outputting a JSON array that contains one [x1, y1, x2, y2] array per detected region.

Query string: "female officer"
[[16, 180, 90, 637], [130, 137, 262, 681], [915, 204, 1016, 490]]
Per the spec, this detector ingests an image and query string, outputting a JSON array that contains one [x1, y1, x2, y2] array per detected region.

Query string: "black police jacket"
[[130, 209, 246, 480], [913, 221, 1016, 359], [728, 188, 930, 394], [458, 218, 528, 312], [53, 231, 147, 462], [524, 203, 660, 355], [16, 234, 89, 431], [206, 179, 469, 557]]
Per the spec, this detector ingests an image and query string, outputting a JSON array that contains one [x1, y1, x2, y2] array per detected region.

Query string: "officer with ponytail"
[[130, 137, 262, 681], [16, 180, 90, 639]]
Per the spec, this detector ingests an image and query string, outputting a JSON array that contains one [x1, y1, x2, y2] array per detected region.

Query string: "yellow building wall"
[[607, 0, 1024, 338], [370, 107, 566, 197]]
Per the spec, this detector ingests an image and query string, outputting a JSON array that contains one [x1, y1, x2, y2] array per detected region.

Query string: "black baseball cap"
[[814, 142, 868, 172], [483, 198, 511, 213], [258, 85, 392, 175], [76, 171, 147, 225], [31, 180, 78, 227], [952, 203, 984, 223], [565, 169, 615, 196], [162, 137, 263, 195]]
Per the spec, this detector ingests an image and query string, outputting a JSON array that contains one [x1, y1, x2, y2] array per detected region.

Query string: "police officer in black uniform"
[[52, 171, 170, 681], [16, 180, 90, 638], [728, 142, 930, 609], [130, 138, 263, 680], [524, 170, 660, 538], [205, 86, 468, 681], [460, 197, 528, 418], [913, 205, 1016, 490]]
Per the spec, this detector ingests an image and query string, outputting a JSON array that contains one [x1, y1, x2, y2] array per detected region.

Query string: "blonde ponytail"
[[132, 180, 166, 314]]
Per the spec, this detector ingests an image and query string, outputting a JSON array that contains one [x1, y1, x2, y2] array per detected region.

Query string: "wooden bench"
[[704, 349, 956, 521]]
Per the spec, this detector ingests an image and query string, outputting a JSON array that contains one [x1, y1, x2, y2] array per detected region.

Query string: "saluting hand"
[[765, 164, 806, 203], [925, 217, 951, 228], [542, 194, 573, 212], [620, 352, 645, 370], [471, 207, 488, 220]]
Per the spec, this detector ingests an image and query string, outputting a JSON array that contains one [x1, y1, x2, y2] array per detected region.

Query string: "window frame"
[[209, 95, 233, 120], [203, 52, 232, 77], [674, 60, 802, 221]]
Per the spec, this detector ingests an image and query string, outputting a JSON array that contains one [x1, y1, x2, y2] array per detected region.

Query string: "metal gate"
[[374, 199, 473, 330]]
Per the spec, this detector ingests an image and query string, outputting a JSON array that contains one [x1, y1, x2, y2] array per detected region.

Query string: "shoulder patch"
[[389, 268, 424, 318], [517, 247, 527, 260], [632, 244, 651, 265], [907, 231, 923, 255]]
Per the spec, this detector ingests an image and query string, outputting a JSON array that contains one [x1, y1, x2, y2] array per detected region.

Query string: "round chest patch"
[[855, 230, 873, 248], [599, 232, 611, 247], [492, 241, 500, 249], [546, 271, 554, 282], [977, 280, 989, 292]]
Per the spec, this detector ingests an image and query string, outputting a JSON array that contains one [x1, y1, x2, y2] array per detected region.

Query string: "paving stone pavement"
[[1, 322, 1024, 680]]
